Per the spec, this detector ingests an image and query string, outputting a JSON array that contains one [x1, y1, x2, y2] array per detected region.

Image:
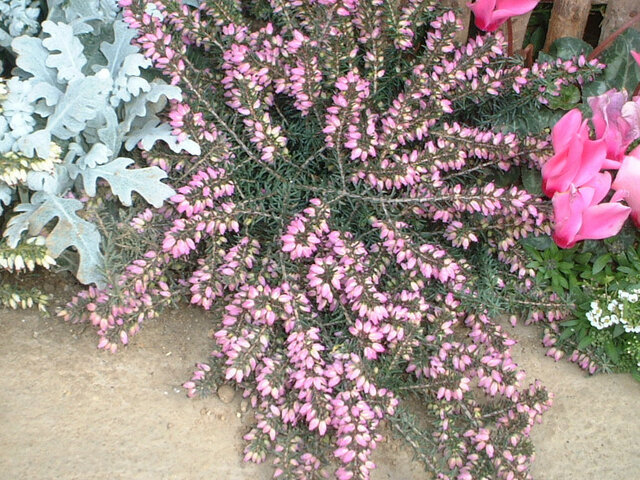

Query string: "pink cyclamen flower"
[[612, 147, 640, 227], [468, 0, 539, 32], [632, 51, 640, 68], [552, 172, 630, 248], [542, 108, 607, 197], [588, 89, 640, 167]]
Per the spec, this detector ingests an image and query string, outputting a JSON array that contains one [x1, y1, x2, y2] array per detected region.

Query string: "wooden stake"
[[543, 0, 592, 51], [599, 0, 640, 44]]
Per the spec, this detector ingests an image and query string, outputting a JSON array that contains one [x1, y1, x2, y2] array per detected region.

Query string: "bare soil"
[[0, 307, 638, 480]]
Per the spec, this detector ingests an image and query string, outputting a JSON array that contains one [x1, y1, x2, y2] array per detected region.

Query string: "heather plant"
[[55, 1, 608, 479]]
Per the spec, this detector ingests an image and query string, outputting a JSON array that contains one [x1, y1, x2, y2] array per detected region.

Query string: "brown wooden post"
[[442, 0, 472, 44], [543, 0, 592, 51], [599, 0, 640, 44]]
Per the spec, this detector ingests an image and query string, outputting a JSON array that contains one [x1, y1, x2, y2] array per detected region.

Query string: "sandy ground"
[[0, 307, 638, 480]]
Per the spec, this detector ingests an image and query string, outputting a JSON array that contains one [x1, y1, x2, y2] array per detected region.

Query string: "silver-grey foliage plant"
[[0, 0, 200, 285]]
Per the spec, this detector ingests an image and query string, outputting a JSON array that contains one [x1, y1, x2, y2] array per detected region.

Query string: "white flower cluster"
[[0, 236, 56, 271], [0, 142, 62, 186], [586, 288, 640, 334]]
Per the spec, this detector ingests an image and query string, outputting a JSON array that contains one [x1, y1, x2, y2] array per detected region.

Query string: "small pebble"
[[240, 399, 249, 413], [217, 384, 235, 404]]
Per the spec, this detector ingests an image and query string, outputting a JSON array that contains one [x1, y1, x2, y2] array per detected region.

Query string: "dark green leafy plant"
[[526, 226, 640, 379]]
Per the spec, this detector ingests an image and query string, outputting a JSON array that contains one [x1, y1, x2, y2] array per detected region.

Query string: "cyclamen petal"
[[552, 174, 630, 248], [588, 89, 640, 165], [468, 0, 539, 32], [613, 153, 640, 226], [542, 109, 607, 197]]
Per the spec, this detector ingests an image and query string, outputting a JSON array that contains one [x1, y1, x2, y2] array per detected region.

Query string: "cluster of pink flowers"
[[542, 85, 640, 248], [58, 250, 172, 352]]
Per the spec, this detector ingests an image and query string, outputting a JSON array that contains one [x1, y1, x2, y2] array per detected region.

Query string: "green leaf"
[[547, 38, 593, 60], [558, 261, 574, 273], [617, 266, 637, 275], [592, 254, 612, 275], [577, 335, 594, 350], [605, 341, 620, 364], [557, 274, 569, 290], [613, 323, 625, 338], [560, 319, 580, 327], [547, 84, 581, 110], [521, 168, 543, 195], [582, 79, 609, 99], [558, 327, 575, 342], [575, 252, 592, 265], [521, 235, 553, 251], [614, 252, 630, 267], [598, 29, 640, 93], [568, 275, 580, 292], [580, 270, 594, 280]]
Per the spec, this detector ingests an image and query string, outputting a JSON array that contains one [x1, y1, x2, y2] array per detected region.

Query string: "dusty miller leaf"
[[26, 164, 73, 195], [75, 143, 112, 170], [42, 21, 88, 82], [121, 80, 182, 132], [4, 191, 104, 285], [28, 82, 63, 108], [47, 0, 118, 35], [19, 70, 112, 158], [109, 53, 152, 105], [65, 142, 113, 180], [11, 36, 61, 87], [125, 118, 201, 155], [0, 182, 13, 214], [46, 70, 111, 140], [96, 107, 121, 153], [98, 19, 139, 77], [79, 157, 175, 207]]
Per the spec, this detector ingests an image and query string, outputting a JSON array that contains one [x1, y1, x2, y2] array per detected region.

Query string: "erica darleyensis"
[[60, 1, 604, 479]]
